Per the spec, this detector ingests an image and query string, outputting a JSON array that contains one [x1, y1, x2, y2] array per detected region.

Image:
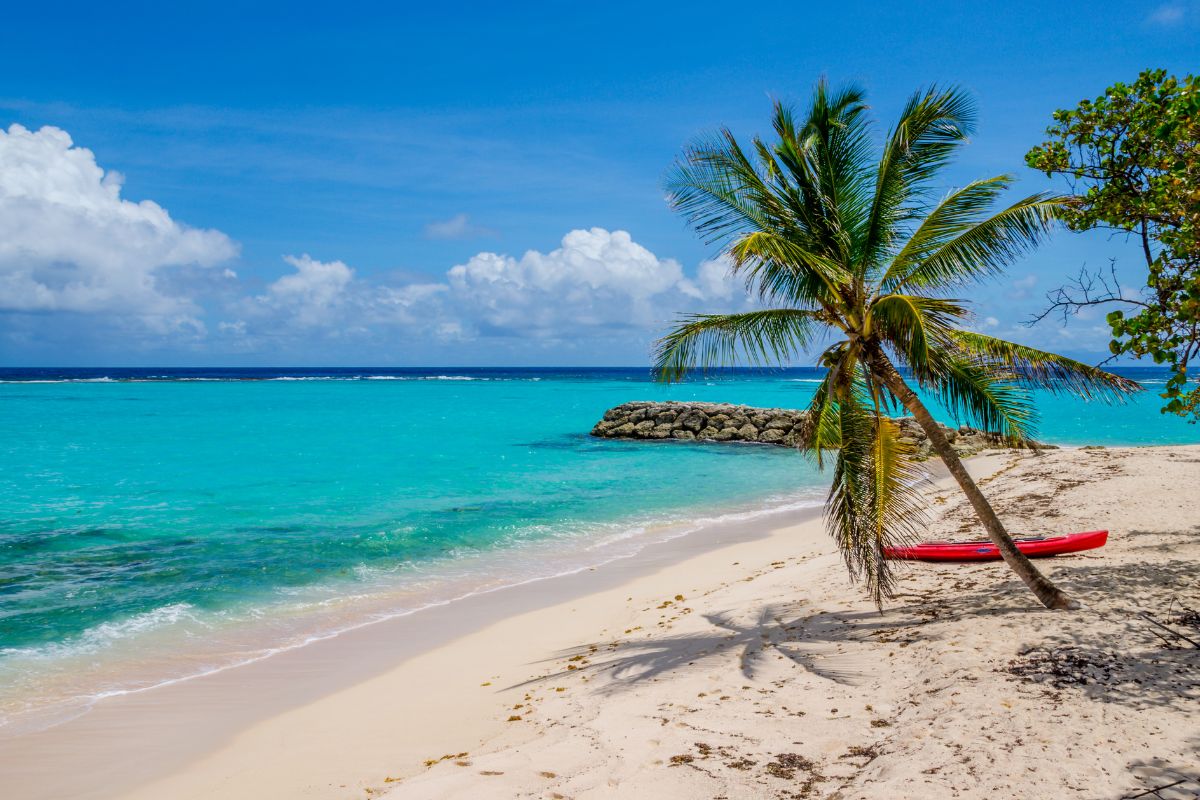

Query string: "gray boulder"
[[589, 400, 1052, 460]]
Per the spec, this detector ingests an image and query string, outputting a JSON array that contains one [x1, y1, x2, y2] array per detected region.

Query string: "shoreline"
[[4, 446, 1198, 799], [0, 481, 827, 738], [0, 481, 835, 800]]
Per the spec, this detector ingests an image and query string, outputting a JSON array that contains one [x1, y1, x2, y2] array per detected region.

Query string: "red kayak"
[[884, 530, 1108, 562]]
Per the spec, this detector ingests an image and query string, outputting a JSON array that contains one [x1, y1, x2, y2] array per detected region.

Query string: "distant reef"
[[590, 401, 1049, 461]]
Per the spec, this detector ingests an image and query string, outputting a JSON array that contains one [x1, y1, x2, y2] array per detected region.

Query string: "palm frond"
[[864, 415, 927, 601], [826, 386, 926, 605], [727, 230, 849, 309], [884, 193, 1064, 292], [754, 121, 826, 240], [868, 294, 969, 375], [932, 357, 1038, 444], [790, 82, 875, 262], [666, 130, 785, 245], [952, 332, 1142, 401], [860, 86, 976, 273], [880, 176, 1011, 282], [654, 309, 823, 382], [826, 388, 873, 588], [802, 343, 857, 466], [666, 116, 857, 312]]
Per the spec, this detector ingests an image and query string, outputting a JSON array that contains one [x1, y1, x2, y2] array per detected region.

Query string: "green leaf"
[[654, 309, 823, 382]]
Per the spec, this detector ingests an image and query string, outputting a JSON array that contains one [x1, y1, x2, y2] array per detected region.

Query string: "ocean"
[[0, 366, 1194, 732]]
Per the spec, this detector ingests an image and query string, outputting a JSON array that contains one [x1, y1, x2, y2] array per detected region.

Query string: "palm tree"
[[655, 82, 1140, 610]]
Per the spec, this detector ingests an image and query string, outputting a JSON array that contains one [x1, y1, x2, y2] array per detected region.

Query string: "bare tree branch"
[[1025, 260, 1150, 328]]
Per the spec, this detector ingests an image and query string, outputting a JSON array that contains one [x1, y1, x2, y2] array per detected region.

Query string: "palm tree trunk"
[[868, 352, 1078, 610]]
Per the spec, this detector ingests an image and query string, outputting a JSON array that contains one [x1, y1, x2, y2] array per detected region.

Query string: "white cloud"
[[0, 124, 238, 322], [1147, 3, 1185, 24], [423, 213, 496, 240], [233, 254, 449, 340], [686, 258, 740, 301], [446, 228, 721, 334], [257, 254, 354, 327], [0, 120, 1113, 363], [226, 229, 750, 348], [0, 120, 750, 358]]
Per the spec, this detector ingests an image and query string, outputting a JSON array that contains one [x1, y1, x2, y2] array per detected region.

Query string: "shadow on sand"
[[517, 538, 1198, 717], [1122, 738, 1200, 799], [511, 530, 1198, 798], [513, 602, 914, 692]]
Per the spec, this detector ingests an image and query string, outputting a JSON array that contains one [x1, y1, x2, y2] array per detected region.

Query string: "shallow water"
[[0, 366, 1193, 731]]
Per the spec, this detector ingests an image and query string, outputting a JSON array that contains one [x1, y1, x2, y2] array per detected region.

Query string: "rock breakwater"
[[590, 401, 1040, 460]]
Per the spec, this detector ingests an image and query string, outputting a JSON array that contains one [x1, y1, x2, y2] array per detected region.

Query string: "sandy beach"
[[4, 11, 1196, 800], [2, 444, 1197, 799]]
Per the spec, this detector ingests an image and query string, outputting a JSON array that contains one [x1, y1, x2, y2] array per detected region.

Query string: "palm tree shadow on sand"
[[511, 602, 925, 693], [511, 549, 1199, 713]]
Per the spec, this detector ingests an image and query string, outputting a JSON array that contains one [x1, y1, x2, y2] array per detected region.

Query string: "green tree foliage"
[[655, 82, 1138, 608], [1026, 69, 1200, 419]]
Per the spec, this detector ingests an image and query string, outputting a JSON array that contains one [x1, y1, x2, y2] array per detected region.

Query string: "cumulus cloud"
[[0, 121, 754, 359], [225, 229, 750, 349], [423, 213, 497, 240], [0, 124, 238, 323], [685, 258, 740, 302], [256, 254, 355, 327], [231, 253, 448, 341], [445, 228, 736, 334]]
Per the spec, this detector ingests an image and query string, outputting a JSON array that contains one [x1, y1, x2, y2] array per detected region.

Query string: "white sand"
[[386, 446, 1200, 800], [2, 446, 1198, 799]]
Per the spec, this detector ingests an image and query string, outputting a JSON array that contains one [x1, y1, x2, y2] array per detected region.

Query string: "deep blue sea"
[[0, 366, 1194, 730]]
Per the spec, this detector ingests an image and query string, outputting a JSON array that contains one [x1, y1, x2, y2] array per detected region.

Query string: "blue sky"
[[0, 1, 1196, 366]]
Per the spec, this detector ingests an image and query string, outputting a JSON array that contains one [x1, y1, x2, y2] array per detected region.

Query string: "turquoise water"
[[0, 366, 1194, 728]]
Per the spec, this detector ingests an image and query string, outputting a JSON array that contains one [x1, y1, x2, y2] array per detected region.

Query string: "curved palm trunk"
[[868, 353, 1078, 610]]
